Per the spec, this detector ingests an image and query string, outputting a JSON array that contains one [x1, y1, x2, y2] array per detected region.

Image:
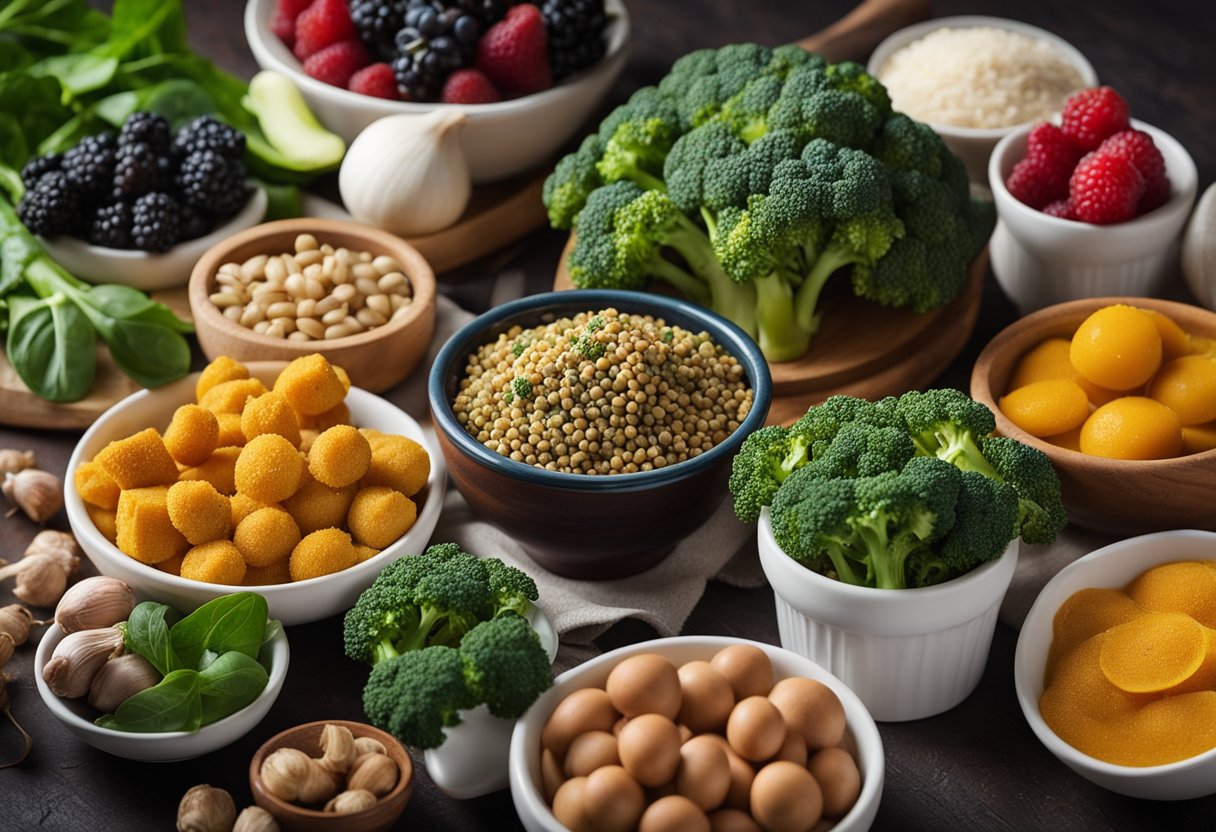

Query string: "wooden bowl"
[[971, 296, 1216, 535], [249, 720, 414, 832], [189, 218, 436, 393]]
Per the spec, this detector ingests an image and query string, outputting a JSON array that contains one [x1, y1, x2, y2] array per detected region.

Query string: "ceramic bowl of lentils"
[[428, 290, 772, 579]]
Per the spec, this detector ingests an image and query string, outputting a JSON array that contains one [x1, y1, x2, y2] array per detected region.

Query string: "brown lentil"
[[452, 309, 753, 475]]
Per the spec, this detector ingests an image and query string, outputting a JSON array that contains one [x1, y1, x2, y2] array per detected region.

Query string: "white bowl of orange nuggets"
[[65, 353, 446, 625]]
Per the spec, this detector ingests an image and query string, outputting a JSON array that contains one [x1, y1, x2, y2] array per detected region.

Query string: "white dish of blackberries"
[[19, 112, 267, 292]]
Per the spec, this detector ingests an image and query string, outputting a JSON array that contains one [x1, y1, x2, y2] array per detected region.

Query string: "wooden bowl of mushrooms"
[[249, 720, 413, 832]]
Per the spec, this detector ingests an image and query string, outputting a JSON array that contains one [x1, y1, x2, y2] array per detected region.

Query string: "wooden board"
[[555, 237, 986, 426]]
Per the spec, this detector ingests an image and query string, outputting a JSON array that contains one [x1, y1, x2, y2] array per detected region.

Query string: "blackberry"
[[17, 172, 81, 237], [176, 150, 248, 217], [178, 205, 210, 242], [61, 133, 117, 198], [452, 0, 509, 27], [391, 2, 480, 102], [130, 192, 180, 252], [112, 143, 163, 201], [539, 0, 606, 80], [119, 112, 172, 155], [350, 0, 409, 60], [174, 116, 245, 161], [88, 203, 133, 249], [20, 153, 61, 189]]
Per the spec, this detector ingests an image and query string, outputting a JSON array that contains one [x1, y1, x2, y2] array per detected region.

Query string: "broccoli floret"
[[728, 424, 814, 522], [664, 122, 749, 215], [824, 61, 892, 122], [791, 395, 901, 442], [597, 116, 680, 192], [806, 421, 915, 480], [483, 557, 539, 618], [872, 114, 943, 178], [659, 43, 777, 129], [980, 436, 1068, 545], [363, 646, 476, 749], [770, 473, 863, 584], [543, 134, 604, 230], [896, 388, 999, 475], [459, 613, 554, 719], [928, 470, 1020, 584], [503, 377, 533, 404]]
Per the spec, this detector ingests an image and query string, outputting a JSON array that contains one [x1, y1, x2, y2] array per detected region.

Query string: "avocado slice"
[[243, 70, 345, 176]]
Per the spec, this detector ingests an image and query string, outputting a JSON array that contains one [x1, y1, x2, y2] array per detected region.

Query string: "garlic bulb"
[[88, 654, 160, 713], [3, 469, 63, 524], [233, 806, 280, 832], [55, 577, 135, 635], [177, 785, 236, 832], [339, 110, 472, 236], [324, 789, 377, 814], [347, 752, 399, 797], [0, 605, 34, 646], [0, 633, 13, 667], [0, 450, 35, 478], [316, 723, 357, 776], [10, 554, 69, 608], [43, 626, 124, 698], [260, 747, 339, 804]]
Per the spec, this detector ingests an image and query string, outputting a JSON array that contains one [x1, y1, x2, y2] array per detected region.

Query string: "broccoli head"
[[728, 424, 814, 522], [363, 646, 476, 749], [980, 436, 1068, 545], [483, 557, 539, 618], [807, 421, 915, 480], [770, 472, 863, 584], [543, 134, 604, 230], [896, 388, 998, 474], [931, 470, 1020, 584], [459, 613, 554, 719]]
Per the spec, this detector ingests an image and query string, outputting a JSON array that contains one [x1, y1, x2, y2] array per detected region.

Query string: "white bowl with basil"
[[33, 592, 288, 762]]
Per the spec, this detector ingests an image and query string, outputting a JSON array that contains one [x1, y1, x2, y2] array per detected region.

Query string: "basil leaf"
[[96, 316, 192, 388], [96, 669, 201, 733], [124, 600, 179, 675], [258, 620, 282, 673], [170, 593, 268, 670], [6, 292, 95, 401], [198, 651, 269, 725]]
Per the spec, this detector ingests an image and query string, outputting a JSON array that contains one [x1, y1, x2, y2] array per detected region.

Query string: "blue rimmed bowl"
[[428, 290, 772, 579]]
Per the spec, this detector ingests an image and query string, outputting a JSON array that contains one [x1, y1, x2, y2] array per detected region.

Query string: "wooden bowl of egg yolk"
[[971, 296, 1216, 536]]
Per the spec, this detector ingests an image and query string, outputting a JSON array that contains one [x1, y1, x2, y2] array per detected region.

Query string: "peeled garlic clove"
[[0, 633, 13, 667], [0, 450, 35, 478], [260, 747, 339, 804], [43, 626, 124, 698], [177, 784, 236, 832], [3, 469, 63, 524], [55, 576, 135, 635], [12, 554, 69, 608], [352, 736, 386, 757], [233, 806, 280, 832], [347, 751, 399, 797], [324, 789, 377, 814], [0, 605, 33, 646], [316, 723, 357, 775], [88, 654, 160, 713]]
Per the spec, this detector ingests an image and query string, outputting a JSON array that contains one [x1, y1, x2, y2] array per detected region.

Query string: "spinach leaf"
[[6, 292, 94, 401], [0, 221, 39, 294], [123, 600, 179, 676], [28, 53, 118, 97], [0, 0, 109, 56], [169, 593, 269, 671], [96, 669, 201, 733], [198, 651, 269, 724], [98, 315, 192, 388], [258, 620, 282, 673]]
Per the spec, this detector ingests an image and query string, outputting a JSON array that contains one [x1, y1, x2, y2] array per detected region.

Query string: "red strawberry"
[[476, 4, 552, 97], [1069, 151, 1145, 225], [1097, 129, 1171, 213], [1060, 87, 1130, 152], [1042, 199, 1074, 219], [293, 0, 356, 62], [302, 40, 369, 89], [349, 63, 399, 100], [442, 68, 502, 104], [1015, 122, 1082, 206], [272, 0, 313, 48]]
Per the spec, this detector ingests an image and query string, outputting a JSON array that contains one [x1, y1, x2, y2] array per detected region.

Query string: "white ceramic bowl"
[[34, 617, 289, 762], [39, 187, 267, 291], [988, 119, 1199, 314], [64, 362, 446, 626], [509, 635, 884, 832], [868, 16, 1097, 183], [758, 509, 1018, 722], [244, 0, 630, 184], [1015, 529, 1216, 800]]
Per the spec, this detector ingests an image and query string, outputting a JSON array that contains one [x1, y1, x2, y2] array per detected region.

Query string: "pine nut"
[[252, 320, 271, 334], [240, 255, 268, 280], [281, 253, 302, 275], [366, 294, 392, 316], [287, 330, 311, 342], [377, 272, 406, 293], [331, 283, 357, 303], [270, 316, 296, 334], [372, 255, 400, 276], [223, 305, 243, 321], [325, 323, 354, 339], [284, 273, 306, 297], [296, 250, 323, 268], [267, 301, 296, 319], [296, 298, 318, 318], [357, 308, 387, 327], [240, 305, 266, 327], [297, 318, 325, 339], [315, 295, 343, 316], [321, 306, 348, 325], [264, 256, 287, 284], [305, 277, 326, 300], [355, 276, 380, 297], [210, 292, 241, 308], [295, 233, 319, 252]]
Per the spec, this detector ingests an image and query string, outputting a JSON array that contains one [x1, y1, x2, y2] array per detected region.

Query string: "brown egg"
[[708, 809, 763, 832], [552, 776, 592, 832], [564, 730, 620, 777], [584, 765, 646, 832], [702, 735, 757, 811], [677, 661, 736, 733], [618, 713, 682, 787], [675, 734, 731, 811], [768, 678, 846, 751], [773, 731, 807, 767], [808, 747, 862, 819], [543, 688, 620, 756], [541, 747, 565, 803], [726, 696, 787, 762], [750, 761, 824, 832], [607, 653, 682, 719], [638, 795, 711, 832], [711, 645, 774, 700]]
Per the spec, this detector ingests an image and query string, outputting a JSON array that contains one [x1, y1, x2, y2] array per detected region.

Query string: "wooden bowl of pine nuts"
[[188, 218, 437, 393]]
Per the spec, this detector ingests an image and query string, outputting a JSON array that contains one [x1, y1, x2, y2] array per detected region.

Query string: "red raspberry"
[[1060, 87, 1130, 152], [441, 68, 502, 104], [293, 0, 356, 62], [1006, 156, 1066, 210], [349, 63, 399, 100], [476, 4, 552, 97], [302, 40, 369, 89], [1097, 129, 1171, 214], [1069, 151, 1145, 225], [1042, 199, 1074, 219], [272, 0, 313, 48], [1013, 122, 1082, 206]]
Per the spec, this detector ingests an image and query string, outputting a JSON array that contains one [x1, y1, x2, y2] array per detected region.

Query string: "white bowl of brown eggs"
[[509, 636, 884, 832]]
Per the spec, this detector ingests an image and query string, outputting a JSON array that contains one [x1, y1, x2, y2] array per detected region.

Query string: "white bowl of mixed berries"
[[245, 0, 630, 183], [988, 86, 1198, 313], [18, 112, 267, 292]]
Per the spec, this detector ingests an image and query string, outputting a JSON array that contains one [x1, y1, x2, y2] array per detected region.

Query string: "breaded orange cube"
[[199, 378, 267, 414], [95, 428, 180, 490], [234, 507, 301, 568], [347, 486, 416, 549], [75, 460, 121, 510], [243, 559, 293, 586], [281, 472, 357, 534], [362, 434, 430, 497], [274, 354, 345, 416], [116, 486, 189, 564], [353, 544, 380, 563], [196, 356, 250, 401], [216, 412, 246, 447], [241, 391, 301, 447], [180, 540, 246, 585], [289, 528, 357, 582], [300, 401, 350, 432], [230, 492, 272, 527], [163, 404, 220, 467], [166, 480, 232, 545], [86, 503, 118, 544], [155, 552, 185, 577], [309, 425, 371, 488], [235, 434, 304, 504], [178, 446, 241, 495]]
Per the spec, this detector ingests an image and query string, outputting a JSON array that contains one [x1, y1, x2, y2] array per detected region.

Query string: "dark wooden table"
[[4, 1, 1215, 829]]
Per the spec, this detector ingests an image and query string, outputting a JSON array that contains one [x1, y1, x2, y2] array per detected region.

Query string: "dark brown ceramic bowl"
[[428, 290, 772, 579], [249, 720, 413, 832]]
